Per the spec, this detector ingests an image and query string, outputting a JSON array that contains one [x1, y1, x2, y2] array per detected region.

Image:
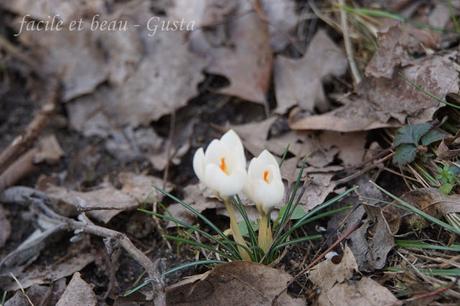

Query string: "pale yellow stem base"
[[223, 198, 251, 261], [258, 211, 273, 253]]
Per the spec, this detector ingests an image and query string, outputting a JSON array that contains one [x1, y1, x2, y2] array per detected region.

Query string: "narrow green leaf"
[[396, 240, 460, 252]]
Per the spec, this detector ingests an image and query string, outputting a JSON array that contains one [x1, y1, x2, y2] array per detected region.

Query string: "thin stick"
[[338, 0, 362, 86]]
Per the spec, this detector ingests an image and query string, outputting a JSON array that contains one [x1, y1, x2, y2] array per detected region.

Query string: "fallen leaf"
[[319, 132, 366, 167], [310, 246, 399, 306], [274, 29, 347, 114], [4, 284, 50, 306], [33, 135, 65, 164], [232, 117, 277, 156], [119, 172, 168, 202], [166, 261, 305, 306], [291, 51, 459, 132], [186, 0, 273, 104], [0, 205, 11, 249], [259, 0, 299, 52], [0, 239, 95, 290], [300, 174, 336, 212], [56, 273, 97, 306]]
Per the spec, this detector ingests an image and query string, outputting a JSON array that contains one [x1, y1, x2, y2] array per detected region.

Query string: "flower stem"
[[223, 198, 251, 261], [258, 211, 273, 253]]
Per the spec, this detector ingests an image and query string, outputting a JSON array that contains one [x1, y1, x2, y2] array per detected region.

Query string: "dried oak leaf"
[[56, 273, 97, 306], [184, 0, 273, 104], [232, 117, 278, 156], [291, 51, 459, 132], [275, 29, 348, 114], [310, 246, 398, 306], [166, 261, 305, 306]]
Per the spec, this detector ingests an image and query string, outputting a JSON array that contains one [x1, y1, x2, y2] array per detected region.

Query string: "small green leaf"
[[439, 183, 454, 195], [394, 123, 432, 146], [420, 128, 447, 146], [277, 205, 305, 223], [393, 144, 417, 166], [238, 220, 258, 237]]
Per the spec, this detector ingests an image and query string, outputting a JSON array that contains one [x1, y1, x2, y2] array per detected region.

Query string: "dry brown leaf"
[[232, 117, 277, 156], [166, 261, 305, 306], [56, 273, 97, 306], [4, 284, 50, 306], [186, 0, 273, 104], [310, 246, 398, 306], [300, 174, 336, 212], [291, 51, 459, 132], [319, 132, 366, 167], [0, 241, 95, 291], [21, 28, 110, 101], [166, 184, 222, 227], [274, 29, 347, 114], [45, 173, 165, 223], [0, 205, 11, 249], [259, 0, 299, 52], [33, 135, 65, 164]]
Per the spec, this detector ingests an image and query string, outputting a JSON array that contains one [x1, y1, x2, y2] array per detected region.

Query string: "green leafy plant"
[[392, 123, 447, 166], [436, 164, 460, 194]]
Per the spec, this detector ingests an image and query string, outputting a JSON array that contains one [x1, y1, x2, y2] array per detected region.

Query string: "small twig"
[[272, 221, 363, 304], [338, 0, 362, 87], [0, 35, 41, 74]]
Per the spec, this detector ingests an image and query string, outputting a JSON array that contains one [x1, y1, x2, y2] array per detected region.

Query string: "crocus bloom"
[[245, 150, 285, 213], [193, 129, 247, 197], [245, 150, 284, 253]]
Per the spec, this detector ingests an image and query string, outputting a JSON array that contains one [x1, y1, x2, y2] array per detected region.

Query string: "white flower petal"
[[252, 178, 285, 210], [205, 164, 246, 196], [204, 139, 228, 166], [193, 148, 206, 182], [220, 129, 246, 168]]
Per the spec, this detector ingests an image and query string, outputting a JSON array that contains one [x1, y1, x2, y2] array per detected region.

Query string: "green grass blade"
[[371, 182, 460, 235], [233, 195, 258, 251], [164, 235, 234, 259], [396, 240, 460, 252], [155, 188, 236, 244], [139, 208, 240, 257], [123, 260, 224, 296]]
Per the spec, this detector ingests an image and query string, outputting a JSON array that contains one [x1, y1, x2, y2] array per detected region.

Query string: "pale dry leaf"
[[1, 0, 105, 22], [0, 205, 11, 249], [291, 51, 459, 132], [33, 135, 65, 164], [0, 243, 95, 291], [119, 172, 168, 202], [319, 132, 366, 167], [259, 0, 299, 52], [166, 261, 305, 306], [187, 0, 273, 104], [45, 182, 138, 223], [21, 28, 110, 101], [309, 246, 357, 291], [232, 117, 277, 156], [310, 246, 398, 306], [300, 174, 336, 212], [275, 29, 347, 114], [56, 273, 97, 306], [4, 284, 50, 306]]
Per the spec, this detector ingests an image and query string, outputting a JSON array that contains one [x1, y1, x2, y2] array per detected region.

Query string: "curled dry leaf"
[[275, 29, 348, 114], [166, 261, 305, 306], [310, 246, 399, 306], [181, 0, 273, 104], [232, 117, 277, 156], [290, 52, 459, 132], [56, 273, 97, 306]]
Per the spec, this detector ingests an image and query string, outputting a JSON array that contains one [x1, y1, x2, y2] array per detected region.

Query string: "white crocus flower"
[[192, 129, 251, 261], [246, 150, 285, 213], [193, 129, 247, 197], [245, 150, 285, 253]]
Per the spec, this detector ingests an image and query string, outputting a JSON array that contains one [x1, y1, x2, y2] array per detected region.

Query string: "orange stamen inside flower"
[[263, 170, 270, 183], [220, 157, 229, 175]]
